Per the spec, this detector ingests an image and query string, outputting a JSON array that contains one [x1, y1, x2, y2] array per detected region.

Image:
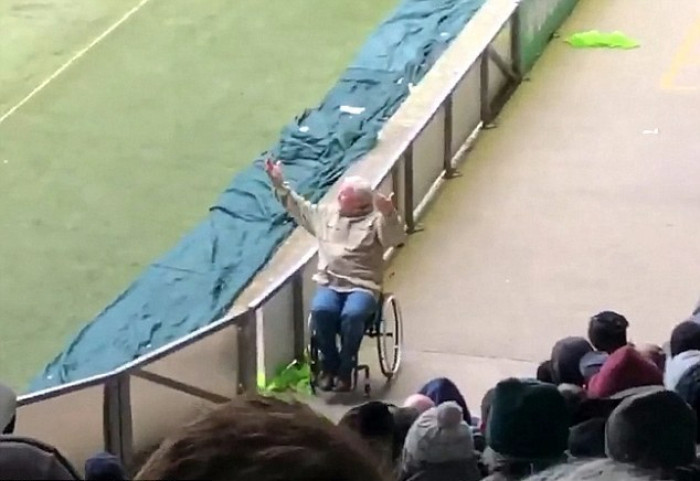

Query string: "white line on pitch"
[[0, 0, 154, 126]]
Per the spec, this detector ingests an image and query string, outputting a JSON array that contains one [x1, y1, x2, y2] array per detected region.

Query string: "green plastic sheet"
[[566, 30, 640, 49]]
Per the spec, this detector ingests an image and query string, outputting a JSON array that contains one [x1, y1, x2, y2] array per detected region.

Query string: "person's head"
[[670, 320, 700, 357], [85, 452, 127, 480], [0, 383, 16, 434], [568, 417, 607, 459], [663, 350, 700, 391], [672, 361, 700, 442], [337, 401, 395, 468], [605, 389, 697, 471], [522, 458, 680, 481], [486, 378, 569, 462], [402, 394, 435, 413], [635, 343, 665, 372], [579, 351, 608, 384], [550, 337, 593, 386], [401, 402, 477, 471], [417, 377, 472, 423], [479, 388, 496, 433], [0, 435, 80, 480], [588, 311, 629, 354], [536, 360, 554, 383], [135, 395, 386, 481], [557, 384, 587, 420], [389, 406, 420, 462], [337, 176, 373, 217], [587, 345, 663, 398], [338, 401, 395, 441]]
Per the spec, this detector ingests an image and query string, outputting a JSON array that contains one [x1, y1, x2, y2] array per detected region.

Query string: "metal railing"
[[15, 0, 574, 472]]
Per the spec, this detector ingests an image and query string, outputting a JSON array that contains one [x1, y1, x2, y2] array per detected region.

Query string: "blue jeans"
[[311, 286, 378, 380]]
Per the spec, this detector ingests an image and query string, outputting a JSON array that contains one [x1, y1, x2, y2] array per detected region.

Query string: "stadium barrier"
[[15, 0, 577, 472]]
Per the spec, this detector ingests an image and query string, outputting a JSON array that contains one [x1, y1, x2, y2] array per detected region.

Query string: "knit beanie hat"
[[550, 337, 593, 386], [486, 378, 569, 460], [579, 351, 608, 383], [402, 401, 475, 466], [587, 346, 663, 398], [588, 311, 629, 353], [605, 389, 696, 469], [670, 320, 700, 357], [664, 349, 700, 390], [0, 384, 16, 434]]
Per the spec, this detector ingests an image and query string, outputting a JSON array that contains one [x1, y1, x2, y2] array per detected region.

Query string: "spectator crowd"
[[2, 300, 700, 480]]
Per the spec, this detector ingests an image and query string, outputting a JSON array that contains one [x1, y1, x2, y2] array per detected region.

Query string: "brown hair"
[[135, 395, 386, 481]]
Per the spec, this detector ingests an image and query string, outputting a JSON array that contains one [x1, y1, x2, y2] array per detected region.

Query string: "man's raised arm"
[[265, 158, 322, 236], [374, 192, 406, 248]]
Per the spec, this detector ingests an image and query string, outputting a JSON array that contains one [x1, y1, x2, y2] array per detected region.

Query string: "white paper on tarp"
[[339, 105, 366, 115]]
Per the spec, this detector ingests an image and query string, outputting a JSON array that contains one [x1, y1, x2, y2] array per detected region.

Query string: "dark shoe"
[[317, 373, 335, 392], [334, 378, 352, 392]]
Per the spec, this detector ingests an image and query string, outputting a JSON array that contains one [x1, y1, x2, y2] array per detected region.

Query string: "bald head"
[[338, 177, 373, 216]]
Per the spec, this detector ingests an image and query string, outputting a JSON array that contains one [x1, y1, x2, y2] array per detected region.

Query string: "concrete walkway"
[[309, 0, 700, 417]]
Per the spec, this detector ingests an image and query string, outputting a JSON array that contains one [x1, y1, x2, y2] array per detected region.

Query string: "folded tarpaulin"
[[30, 0, 486, 391]]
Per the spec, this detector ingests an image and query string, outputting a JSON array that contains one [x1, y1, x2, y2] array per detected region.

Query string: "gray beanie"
[[402, 401, 474, 466], [605, 389, 696, 469], [0, 384, 16, 434]]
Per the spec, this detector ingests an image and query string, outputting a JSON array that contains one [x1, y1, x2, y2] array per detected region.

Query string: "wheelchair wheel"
[[376, 294, 403, 379], [307, 314, 320, 394]]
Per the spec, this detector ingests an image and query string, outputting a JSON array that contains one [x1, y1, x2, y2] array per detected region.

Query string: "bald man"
[[265, 159, 406, 391]]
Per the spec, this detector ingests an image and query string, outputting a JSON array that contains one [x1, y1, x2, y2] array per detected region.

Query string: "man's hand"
[[374, 192, 396, 216], [264, 158, 284, 188]]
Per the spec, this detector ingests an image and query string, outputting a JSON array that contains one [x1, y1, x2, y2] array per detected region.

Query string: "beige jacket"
[[275, 183, 406, 295]]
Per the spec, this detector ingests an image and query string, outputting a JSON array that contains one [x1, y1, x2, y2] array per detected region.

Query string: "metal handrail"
[[17, 309, 252, 406]]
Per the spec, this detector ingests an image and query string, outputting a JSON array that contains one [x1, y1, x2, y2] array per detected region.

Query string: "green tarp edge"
[[30, 0, 486, 392]]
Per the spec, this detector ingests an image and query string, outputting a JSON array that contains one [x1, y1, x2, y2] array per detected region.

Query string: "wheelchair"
[[308, 292, 403, 397]]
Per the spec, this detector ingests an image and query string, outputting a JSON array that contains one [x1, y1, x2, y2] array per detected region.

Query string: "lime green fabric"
[[566, 30, 640, 49], [262, 360, 312, 395]]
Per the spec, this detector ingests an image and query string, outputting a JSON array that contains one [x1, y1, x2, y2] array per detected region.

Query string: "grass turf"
[[0, 0, 397, 390]]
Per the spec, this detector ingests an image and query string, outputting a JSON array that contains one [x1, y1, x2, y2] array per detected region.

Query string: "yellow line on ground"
[[660, 16, 700, 91]]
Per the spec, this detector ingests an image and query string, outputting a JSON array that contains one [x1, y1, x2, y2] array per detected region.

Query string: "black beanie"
[[486, 378, 569, 459], [605, 389, 696, 470], [588, 311, 629, 353]]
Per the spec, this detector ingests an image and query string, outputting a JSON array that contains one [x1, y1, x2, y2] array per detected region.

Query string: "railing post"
[[403, 144, 416, 233], [479, 52, 493, 127], [443, 93, 456, 178], [237, 310, 258, 394], [511, 4, 523, 80], [103, 374, 133, 469], [291, 271, 305, 361]]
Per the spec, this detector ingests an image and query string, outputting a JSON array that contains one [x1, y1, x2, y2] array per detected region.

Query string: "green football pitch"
[[0, 0, 396, 390]]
